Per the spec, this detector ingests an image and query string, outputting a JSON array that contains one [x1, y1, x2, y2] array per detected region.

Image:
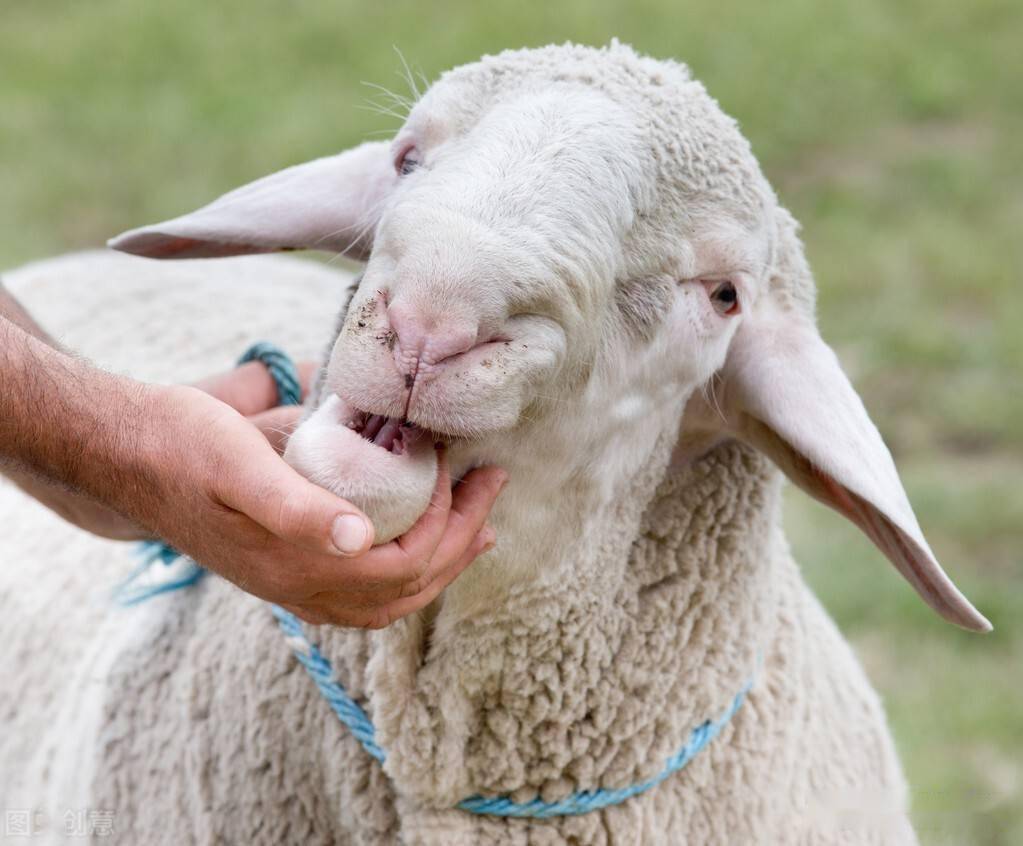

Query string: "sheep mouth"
[[332, 390, 461, 451], [346, 410, 423, 456]]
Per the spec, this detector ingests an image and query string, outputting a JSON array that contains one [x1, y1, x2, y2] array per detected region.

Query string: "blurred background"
[[1, 1, 1020, 841]]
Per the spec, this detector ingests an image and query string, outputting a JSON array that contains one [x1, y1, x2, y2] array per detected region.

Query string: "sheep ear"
[[725, 310, 991, 632], [108, 141, 396, 261]]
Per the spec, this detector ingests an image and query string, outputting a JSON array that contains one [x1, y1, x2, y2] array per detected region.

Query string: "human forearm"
[[0, 315, 149, 513], [1, 283, 151, 537]]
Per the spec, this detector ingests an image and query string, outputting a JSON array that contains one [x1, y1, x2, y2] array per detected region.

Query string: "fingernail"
[[332, 514, 369, 555], [482, 525, 497, 546]]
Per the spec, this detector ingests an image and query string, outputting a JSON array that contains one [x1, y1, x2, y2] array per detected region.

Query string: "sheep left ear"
[[722, 308, 991, 633], [108, 140, 396, 261]]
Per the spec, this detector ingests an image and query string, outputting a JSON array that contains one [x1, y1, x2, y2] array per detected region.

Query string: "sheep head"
[[110, 42, 990, 632]]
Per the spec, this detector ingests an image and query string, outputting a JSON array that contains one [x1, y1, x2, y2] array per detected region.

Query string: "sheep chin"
[[283, 394, 439, 544]]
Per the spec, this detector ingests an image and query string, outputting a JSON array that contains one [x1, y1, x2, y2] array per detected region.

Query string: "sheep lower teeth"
[[349, 412, 414, 455]]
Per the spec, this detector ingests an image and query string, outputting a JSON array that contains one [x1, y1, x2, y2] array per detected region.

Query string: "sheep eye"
[[709, 281, 739, 316], [396, 145, 421, 176]]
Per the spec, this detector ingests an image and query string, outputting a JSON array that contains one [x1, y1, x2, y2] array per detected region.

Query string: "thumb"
[[215, 433, 375, 557]]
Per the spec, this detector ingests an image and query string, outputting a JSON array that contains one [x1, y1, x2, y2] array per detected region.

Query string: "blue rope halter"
[[273, 596, 752, 818], [116, 341, 753, 819]]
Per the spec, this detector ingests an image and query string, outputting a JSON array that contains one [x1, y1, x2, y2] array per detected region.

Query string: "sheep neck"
[[347, 407, 783, 805]]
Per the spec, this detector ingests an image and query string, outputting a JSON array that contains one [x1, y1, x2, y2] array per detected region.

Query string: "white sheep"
[[1, 42, 989, 845]]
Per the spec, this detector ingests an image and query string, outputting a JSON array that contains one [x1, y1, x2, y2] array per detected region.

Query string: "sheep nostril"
[[386, 302, 480, 377]]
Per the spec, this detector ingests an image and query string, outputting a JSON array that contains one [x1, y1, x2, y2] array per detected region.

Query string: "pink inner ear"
[[809, 464, 990, 632], [812, 466, 937, 603]]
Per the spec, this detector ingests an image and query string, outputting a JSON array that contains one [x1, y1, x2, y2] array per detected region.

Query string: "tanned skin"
[[0, 281, 504, 628]]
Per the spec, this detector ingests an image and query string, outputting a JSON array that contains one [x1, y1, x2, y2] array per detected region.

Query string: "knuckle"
[[410, 555, 431, 580], [392, 552, 429, 587], [479, 525, 497, 548], [396, 567, 432, 600], [394, 578, 419, 602]]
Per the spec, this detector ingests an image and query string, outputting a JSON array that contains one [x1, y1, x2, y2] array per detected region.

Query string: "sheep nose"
[[387, 300, 480, 382]]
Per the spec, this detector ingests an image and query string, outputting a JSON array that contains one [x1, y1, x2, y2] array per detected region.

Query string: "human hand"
[[7, 359, 317, 540], [127, 380, 505, 627]]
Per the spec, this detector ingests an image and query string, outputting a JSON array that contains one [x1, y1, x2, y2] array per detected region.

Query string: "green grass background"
[[2, 2, 1020, 841]]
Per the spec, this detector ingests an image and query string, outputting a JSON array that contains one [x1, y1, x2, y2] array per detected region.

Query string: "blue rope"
[[112, 342, 302, 606], [113, 541, 207, 606], [271, 602, 753, 818], [237, 341, 303, 407], [459, 685, 750, 817], [270, 604, 387, 763], [115, 340, 754, 818]]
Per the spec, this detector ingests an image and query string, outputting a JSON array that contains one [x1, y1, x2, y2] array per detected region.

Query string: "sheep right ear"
[[109, 141, 396, 261], [721, 306, 991, 633]]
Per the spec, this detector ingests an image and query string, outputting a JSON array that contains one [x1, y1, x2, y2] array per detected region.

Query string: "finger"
[[393, 466, 504, 598], [370, 526, 497, 627], [427, 465, 507, 568], [392, 447, 454, 564], [249, 406, 304, 455], [194, 358, 319, 415], [450, 524, 497, 574], [213, 428, 375, 558], [195, 362, 279, 416]]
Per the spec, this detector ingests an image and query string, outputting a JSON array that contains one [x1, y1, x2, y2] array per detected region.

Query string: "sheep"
[[0, 41, 989, 845]]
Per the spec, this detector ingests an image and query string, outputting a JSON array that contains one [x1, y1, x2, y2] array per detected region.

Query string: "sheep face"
[[293, 48, 776, 539]]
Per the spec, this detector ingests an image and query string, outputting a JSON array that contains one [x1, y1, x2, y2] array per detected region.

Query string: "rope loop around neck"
[[273, 597, 753, 818]]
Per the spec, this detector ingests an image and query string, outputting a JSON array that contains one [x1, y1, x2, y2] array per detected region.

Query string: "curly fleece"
[[1, 45, 920, 846]]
